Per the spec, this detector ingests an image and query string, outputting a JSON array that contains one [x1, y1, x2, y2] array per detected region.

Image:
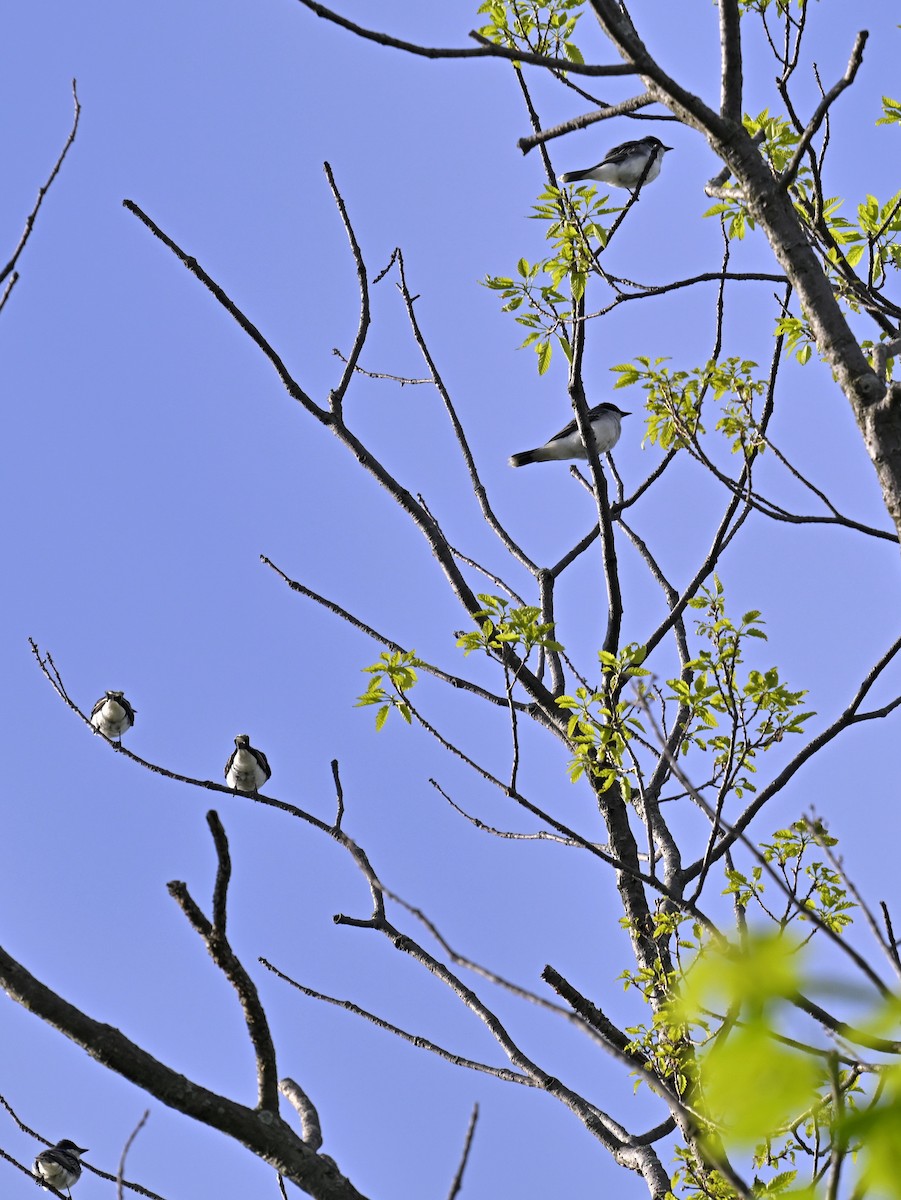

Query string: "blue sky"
[[2, 2, 900, 1197]]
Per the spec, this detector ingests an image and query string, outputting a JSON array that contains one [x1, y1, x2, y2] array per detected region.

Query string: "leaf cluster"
[[456, 593, 563, 658], [668, 579, 814, 798], [556, 643, 649, 793], [484, 184, 618, 373], [356, 650, 422, 731], [476, 0, 584, 63]]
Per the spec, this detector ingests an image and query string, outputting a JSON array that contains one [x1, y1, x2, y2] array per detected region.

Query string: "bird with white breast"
[[225, 734, 272, 792], [33, 1139, 88, 1197], [560, 135, 673, 192], [90, 690, 136, 740], [509, 403, 629, 468]]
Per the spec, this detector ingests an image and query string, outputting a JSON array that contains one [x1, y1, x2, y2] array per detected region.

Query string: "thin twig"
[[1, 80, 81, 289], [446, 1104, 479, 1200], [779, 31, 868, 190], [261, 555, 530, 710], [260, 959, 534, 1086], [117, 1111, 150, 1200]]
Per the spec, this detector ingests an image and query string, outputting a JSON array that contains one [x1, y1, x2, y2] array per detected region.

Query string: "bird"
[[225, 734, 272, 792], [509, 403, 630, 468], [90, 690, 136, 739], [33, 1140, 88, 1197], [560, 136, 673, 191]]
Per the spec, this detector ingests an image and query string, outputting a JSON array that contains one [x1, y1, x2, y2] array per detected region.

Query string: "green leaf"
[[698, 1020, 821, 1146]]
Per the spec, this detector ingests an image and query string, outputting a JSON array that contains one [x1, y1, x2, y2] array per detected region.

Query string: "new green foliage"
[[356, 650, 421, 730]]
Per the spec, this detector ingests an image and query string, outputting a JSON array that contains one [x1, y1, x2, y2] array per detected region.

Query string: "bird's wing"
[[545, 414, 579, 444], [224, 750, 237, 777], [36, 1148, 69, 1169], [546, 405, 612, 444], [600, 138, 646, 164], [251, 747, 271, 775], [90, 696, 106, 719]]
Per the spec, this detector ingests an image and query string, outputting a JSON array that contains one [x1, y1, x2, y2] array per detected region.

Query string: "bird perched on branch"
[[34, 1140, 88, 1197], [90, 690, 136, 740], [509, 403, 629, 468], [225, 734, 272, 792], [560, 136, 672, 192]]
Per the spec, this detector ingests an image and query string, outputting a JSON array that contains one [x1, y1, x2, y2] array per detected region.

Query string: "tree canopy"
[[3, 2, 901, 1198]]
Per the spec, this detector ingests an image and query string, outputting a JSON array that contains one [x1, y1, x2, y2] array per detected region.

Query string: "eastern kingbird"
[[225, 734, 272, 792], [90, 690, 136, 739], [33, 1140, 87, 1196], [509, 403, 629, 468], [560, 136, 672, 191]]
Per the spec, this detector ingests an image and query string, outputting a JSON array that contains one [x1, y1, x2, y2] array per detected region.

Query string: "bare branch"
[[117, 1111, 150, 1200], [168, 812, 281, 1113], [517, 91, 657, 154], [0, 271, 19, 315], [393, 248, 538, 575], [330, 346, 430, 385], [718, 0, 743, 124], [260, 959, 534, 1086], [331, 759, 345, 832], [324, 161, 369, 413], [446, 1104, 479, 1200], [779, 31, 868, 190], [260, 555, 531, 710], [123, 199, 329, 422], [279, 1079, 323, 1150], [0, 946, 366, 1199], [293, 0, 638, 76], [1, 80, 81, 290]]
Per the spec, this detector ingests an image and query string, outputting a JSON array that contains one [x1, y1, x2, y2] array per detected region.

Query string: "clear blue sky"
[[2, 2, 900, 1196]]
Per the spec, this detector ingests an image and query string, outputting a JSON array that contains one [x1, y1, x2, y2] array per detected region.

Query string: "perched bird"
[[225, 734, 272, 792], [90, 690, 136, 739], [509, 403, 629, 468], [560, 135, 672, 191], [33, 1140, 88, 1197]]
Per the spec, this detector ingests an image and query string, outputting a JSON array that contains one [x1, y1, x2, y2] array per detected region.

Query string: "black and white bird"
[[90, 690, 136, 739], [560, 136, 672, 191], [509, 403, 629, 468], [225, 734, 272, 792], [33, 1140, 88, 1197]]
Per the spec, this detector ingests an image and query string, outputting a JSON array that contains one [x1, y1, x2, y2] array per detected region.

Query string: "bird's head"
[[645, 136, 673, 152], [106, 690, 125, 700], [234, 734, 251, 748], [56, 1141, 88, 1157]]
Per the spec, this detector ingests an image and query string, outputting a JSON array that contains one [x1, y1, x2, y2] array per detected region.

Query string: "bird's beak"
[[662, 145, 674, 151]]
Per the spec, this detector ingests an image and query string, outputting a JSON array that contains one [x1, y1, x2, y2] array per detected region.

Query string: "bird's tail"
[[559, 169, 590, 184], [509, 450, 543, 468]]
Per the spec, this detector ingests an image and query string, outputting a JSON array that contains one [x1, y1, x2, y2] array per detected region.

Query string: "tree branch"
[[293, 0, 639, 76], [446, 1104, 479, 1200], [0, 945, 368, 1199], [718, 0, 743, 124], [168, 812, 280, 1113], [1, 80, 80, 290], [779, 31, 868, 190], [517, 91, 657, 154]]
